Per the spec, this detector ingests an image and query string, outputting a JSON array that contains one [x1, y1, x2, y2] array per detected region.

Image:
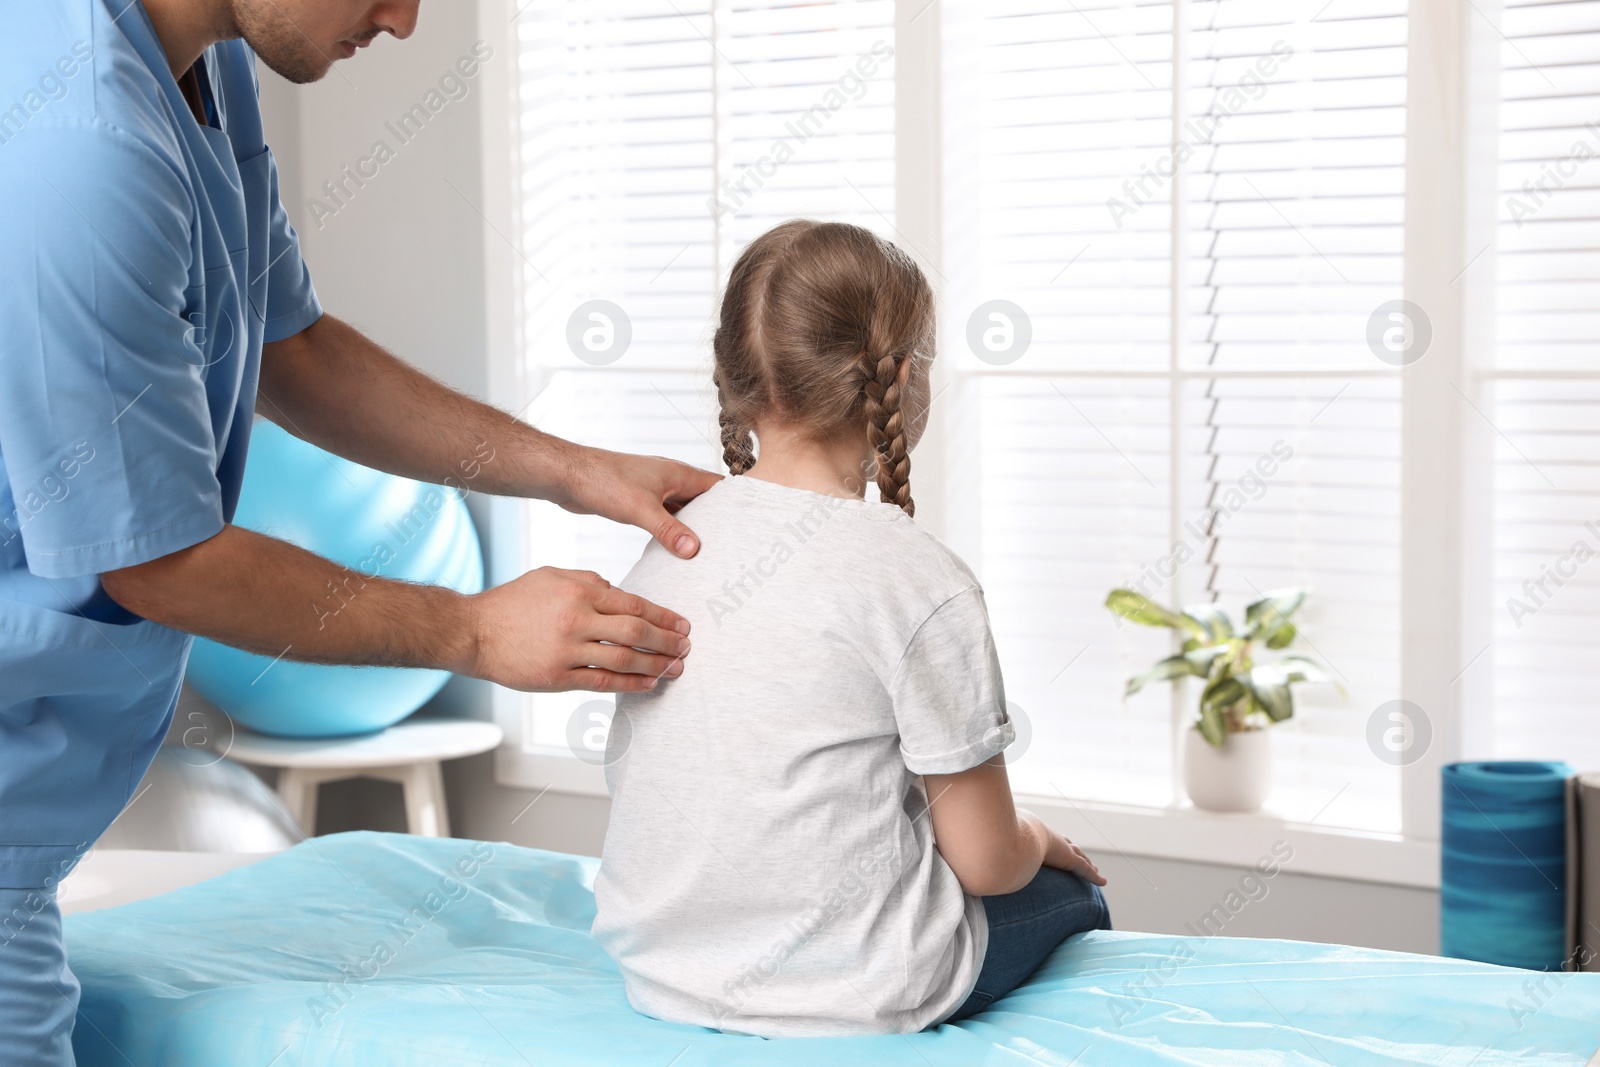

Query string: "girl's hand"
[[1044, 830, 1107, 886]]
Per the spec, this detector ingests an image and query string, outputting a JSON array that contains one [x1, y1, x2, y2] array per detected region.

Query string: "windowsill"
[[1014, 793, 1438, 890], [494, 745, 1441, 891]]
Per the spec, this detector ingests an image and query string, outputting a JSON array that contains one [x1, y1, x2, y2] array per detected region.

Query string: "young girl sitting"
[[591, 220, 1110, 1037]]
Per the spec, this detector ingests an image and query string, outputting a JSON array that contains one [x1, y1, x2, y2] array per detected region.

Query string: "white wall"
[[257, 5, 1441, 957], [278, 20, 489, 396]]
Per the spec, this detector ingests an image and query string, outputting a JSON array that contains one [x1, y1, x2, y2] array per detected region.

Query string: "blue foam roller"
[[1440, 760, 1571, 970], [184, 420, 484, 738]]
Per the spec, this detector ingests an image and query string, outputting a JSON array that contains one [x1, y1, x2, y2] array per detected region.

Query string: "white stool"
[[223, 715, 503, 838]]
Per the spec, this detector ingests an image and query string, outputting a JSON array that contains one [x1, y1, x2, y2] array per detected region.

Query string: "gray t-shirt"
[[592, 475, 1014, 1037]]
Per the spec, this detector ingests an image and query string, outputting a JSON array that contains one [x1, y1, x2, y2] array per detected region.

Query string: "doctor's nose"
[[370, 1, 420, 41]]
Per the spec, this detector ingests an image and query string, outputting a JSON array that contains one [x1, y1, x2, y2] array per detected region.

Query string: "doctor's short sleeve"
[[0, 122, 226, 579], [891, 587, 1016, 776], [257, 144, 321, 343]]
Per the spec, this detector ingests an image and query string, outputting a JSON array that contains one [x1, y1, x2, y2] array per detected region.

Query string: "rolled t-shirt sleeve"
[[0, 123, 225, 579], [891, 587, 1015, 775]]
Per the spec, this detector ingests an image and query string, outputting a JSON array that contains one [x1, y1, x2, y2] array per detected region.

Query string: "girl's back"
[[593, 218, 1106, 1038], [592, 473, 1010, 1036]]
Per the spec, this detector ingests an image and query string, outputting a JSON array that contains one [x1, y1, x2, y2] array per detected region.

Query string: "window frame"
[[473, 0, 1528, 889]]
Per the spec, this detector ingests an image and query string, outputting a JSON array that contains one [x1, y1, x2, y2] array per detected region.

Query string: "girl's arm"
[[924, 758, 1107, 897]]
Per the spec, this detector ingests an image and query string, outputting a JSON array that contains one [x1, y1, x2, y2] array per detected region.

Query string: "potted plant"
[[1104, 587, 1337, 814]]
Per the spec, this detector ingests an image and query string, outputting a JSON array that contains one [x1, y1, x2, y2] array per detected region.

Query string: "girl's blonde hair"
[[713, 220, 936, 516]]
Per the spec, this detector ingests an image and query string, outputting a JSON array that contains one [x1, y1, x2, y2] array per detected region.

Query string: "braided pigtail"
[[862, 348, 914, 516], [715, 371, 757, 475]]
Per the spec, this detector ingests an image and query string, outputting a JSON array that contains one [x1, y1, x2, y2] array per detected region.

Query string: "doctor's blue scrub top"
[[0, 1, 321, 889]]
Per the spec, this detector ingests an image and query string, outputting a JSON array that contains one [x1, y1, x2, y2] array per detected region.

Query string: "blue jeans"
[[945, 866, 1112, 1022]]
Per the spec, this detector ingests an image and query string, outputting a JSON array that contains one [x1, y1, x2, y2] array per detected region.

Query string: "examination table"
[[62, 831, 1600, 1065]]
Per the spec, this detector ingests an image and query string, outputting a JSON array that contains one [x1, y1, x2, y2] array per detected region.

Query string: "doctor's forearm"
[[101, 524, 479, 673], [100, 525, 691, 693], [258, 314, 577, 500]]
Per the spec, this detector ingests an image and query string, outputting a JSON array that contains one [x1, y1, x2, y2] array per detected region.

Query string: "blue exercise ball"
[[185, 420, 484, 738]]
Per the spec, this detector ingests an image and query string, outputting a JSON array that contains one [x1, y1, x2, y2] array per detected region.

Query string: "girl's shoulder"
[[625, 474, 984, 627]]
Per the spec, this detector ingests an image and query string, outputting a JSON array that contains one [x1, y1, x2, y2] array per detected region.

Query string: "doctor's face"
[[232, 0, 421, 84]]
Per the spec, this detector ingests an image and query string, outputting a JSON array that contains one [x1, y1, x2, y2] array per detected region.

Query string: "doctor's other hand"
[[554, 446, 721, 560], [463, 567, 690, 693]]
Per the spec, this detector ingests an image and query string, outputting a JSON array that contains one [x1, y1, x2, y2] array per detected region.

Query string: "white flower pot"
[[1183, 725, 1272, 814]]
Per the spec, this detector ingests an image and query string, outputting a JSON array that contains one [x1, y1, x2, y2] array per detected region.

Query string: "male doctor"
[[0, 1, 716, 1062]]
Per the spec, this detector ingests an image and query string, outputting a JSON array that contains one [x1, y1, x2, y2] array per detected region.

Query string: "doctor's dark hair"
[[712, 220, 935, 516]]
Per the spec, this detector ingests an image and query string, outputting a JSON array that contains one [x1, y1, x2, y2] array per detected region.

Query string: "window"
[[940, 0, 1408, 830], [938, 1, 1179, 810], [1492, 0, 1600, 769], [488, 0, 1595, 869]]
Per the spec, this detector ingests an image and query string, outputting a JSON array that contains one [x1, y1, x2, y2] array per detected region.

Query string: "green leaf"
[[1106, 589, 1206, 637], [1197, 702, 1228, 747], [1182, 644, 1231, 676], [1125, 654, 1199, 697], [1201, 675, 1246, 714], [1276, 656, 1329, 684], [1277, 655, 1346, 698], [1245, 588, 1309, 637], [1264, 622, 1297, 650], [1246, 668, 1295, 722], [1182, 603, 1235, 644]]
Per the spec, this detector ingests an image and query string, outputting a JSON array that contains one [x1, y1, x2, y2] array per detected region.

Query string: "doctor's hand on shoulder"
[[472, 438, 716, 690], [461, 447, 714, 690], [546, 445, 722, 563], [466, 565, 694, 694], [480, 445, 717, 690]]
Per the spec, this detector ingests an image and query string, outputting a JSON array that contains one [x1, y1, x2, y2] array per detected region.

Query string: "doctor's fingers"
[[582, 585, 692, 649], [581, 643, 685, 682], [562, 665, 674, 693]]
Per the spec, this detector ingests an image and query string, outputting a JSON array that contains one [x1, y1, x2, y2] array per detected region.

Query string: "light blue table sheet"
[[65, 832, 1600, 1065]]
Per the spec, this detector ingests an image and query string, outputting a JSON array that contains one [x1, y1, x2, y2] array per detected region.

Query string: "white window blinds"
[[942, 0, 1178, 807], [942, 0, 1408, 830], [511, 0, 896, 746], [501, 0, 1592, 831], [1492, 0, 1600, 769], [1180, 1, 1407, 831]]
